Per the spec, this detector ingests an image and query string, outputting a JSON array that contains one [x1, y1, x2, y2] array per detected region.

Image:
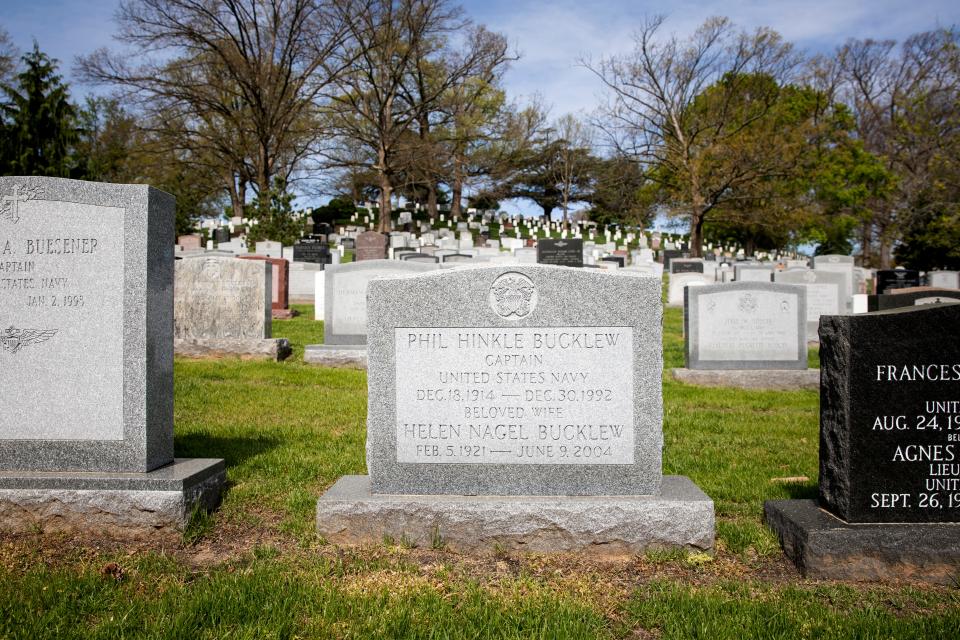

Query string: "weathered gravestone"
[[173, 257, 290, 360], [315, 266, 714, 552], [875, 268, 921, 294], [177, 234, 202, 250], [765, 304, 960, 582], [304, 260, 438, 368], [536, 238, 583, 267], [0, 177, 223, 540]]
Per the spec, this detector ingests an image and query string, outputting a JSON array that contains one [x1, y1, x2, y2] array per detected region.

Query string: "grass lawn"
[[1, 303, 957, 639]]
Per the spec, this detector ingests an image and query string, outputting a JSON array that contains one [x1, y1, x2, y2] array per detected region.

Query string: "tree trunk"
[[226, 172, 244, 220], [689, 168, 704, 257], [859, 223, 873, 267], [541, 204, 553, 223], [879, 233, 893, 269], [257, 140, 270, 195], [688, 210, 705, 258], [450, 163, 463, 220], [378, 171, 392, 233], [427, 184, 438, 219]]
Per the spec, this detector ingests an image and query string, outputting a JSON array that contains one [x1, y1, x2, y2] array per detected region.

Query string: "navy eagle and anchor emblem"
[[1, 326, 58, 354], [489, 272, 537, 319]]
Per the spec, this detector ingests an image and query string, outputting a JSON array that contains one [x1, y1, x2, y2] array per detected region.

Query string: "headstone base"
[[671, 368, 819, 390], [764, 499, 960, 584], [0, 458, 224, 544], [272, 308, 296, 320], [304, 345, 367, 369], [316, 475, 714, 554], [174, 338, 291, 361]]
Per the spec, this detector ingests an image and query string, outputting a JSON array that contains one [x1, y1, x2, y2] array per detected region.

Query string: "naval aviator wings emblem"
[[1, 326, 58, 354]]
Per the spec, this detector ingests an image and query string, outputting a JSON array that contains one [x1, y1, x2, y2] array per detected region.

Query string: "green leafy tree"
[[74, 96, 139, 182], [587, 156, 652, 229], [0, 43, 77, 177], [311, 198, 358, 226], [587, 17, 799, 256], [895, 211, 960, 270], [246, 178, 304, 246]]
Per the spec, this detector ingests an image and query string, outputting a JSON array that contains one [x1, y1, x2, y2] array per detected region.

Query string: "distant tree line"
[[0, 4, 957, 268]]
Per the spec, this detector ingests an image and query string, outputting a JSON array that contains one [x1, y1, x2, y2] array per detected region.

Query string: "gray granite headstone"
[[323, 260, 439, 345], [735, 265, 774, 282], [255, 240, 283, 258], [774, 269, 847, 338], [365, 265, 663, 496], [668, 273, 710, 306], [684, 282, 807, 370], [0, 177, 175, 472], [812, 253, 854, 289], [0, 177, 224, 540], [928, 271, 959, 290]]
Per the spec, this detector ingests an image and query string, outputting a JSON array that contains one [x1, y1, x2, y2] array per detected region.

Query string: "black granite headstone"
[[670, 260, 704, 274], [599, 255, 625, 268], [818, 304, 960, 523], [213, 228, 230, 244], [293, 242, 331, 264], [662, 249, 683, 269], [875, 269, 921, 294], [536, 238, 583, 267], [868, 288, 960, 312]]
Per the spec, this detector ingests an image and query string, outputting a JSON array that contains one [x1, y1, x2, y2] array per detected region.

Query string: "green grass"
[[1, 303, 956, 638]]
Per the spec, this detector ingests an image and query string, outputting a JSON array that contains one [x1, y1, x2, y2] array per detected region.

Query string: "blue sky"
[[3, 0, 958, 218]]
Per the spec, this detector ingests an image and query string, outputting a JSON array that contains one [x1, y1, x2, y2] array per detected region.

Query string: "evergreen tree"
[[0, 42, 77, 177]]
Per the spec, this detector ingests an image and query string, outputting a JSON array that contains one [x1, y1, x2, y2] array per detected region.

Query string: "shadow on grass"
[[175, 433, 282, 468], [782, 482, 819, 500]]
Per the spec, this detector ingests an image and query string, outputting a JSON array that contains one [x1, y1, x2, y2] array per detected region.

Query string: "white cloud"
[[470, 0, 959, 119]]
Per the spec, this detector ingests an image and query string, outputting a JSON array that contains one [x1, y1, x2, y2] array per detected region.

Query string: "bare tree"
[[322, 0, 511, 231], [833, 29, 960, 267], [551, 114, 594, 229], [584, 16, 800, 256], [0, 27, 17, 87], [77, 0, 353, 217]]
